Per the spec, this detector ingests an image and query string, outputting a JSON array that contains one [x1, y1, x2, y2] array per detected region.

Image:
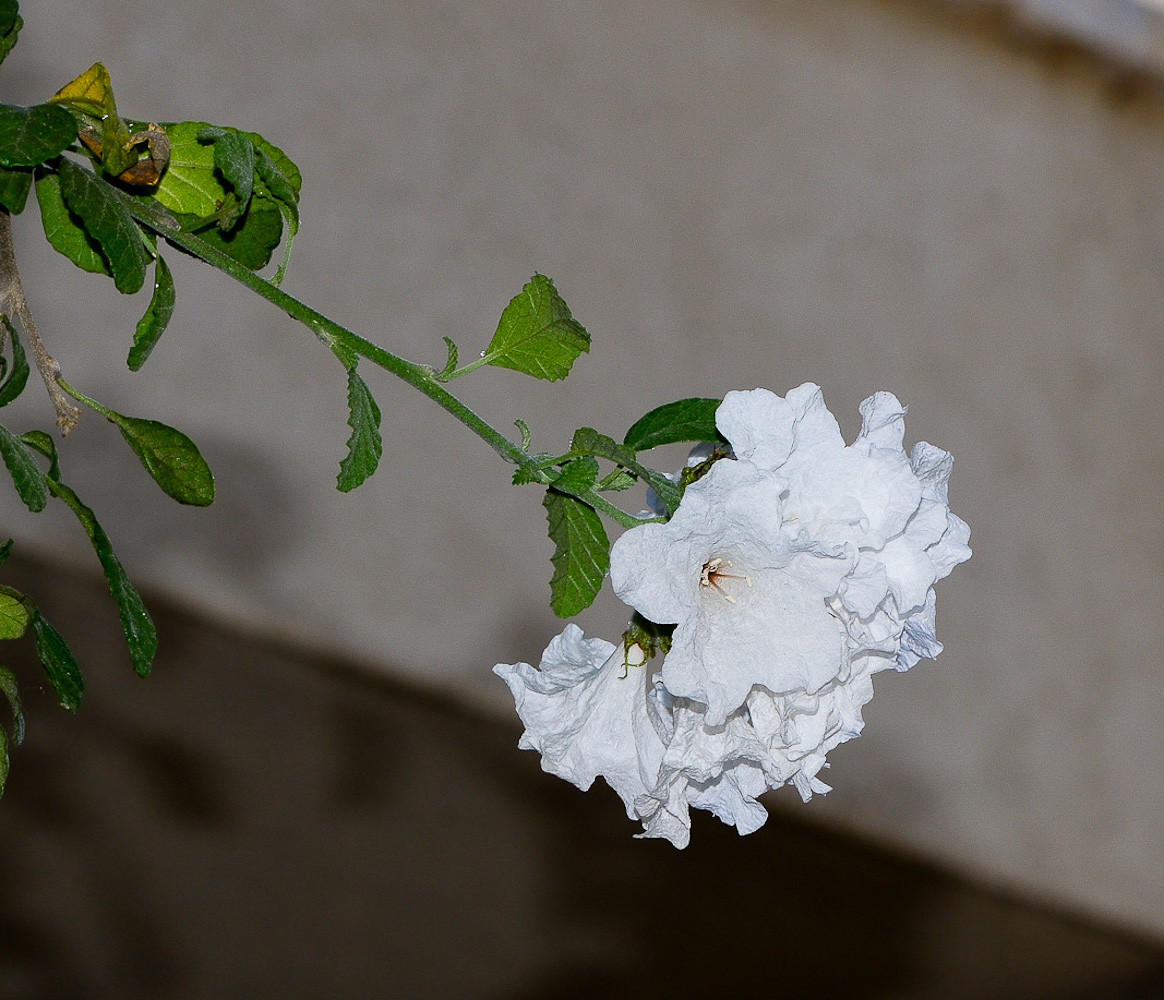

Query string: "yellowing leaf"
[[49, 62, 116, 119]]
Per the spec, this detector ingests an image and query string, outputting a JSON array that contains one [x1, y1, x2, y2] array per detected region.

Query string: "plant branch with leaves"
[[0, 1, 726, 797]]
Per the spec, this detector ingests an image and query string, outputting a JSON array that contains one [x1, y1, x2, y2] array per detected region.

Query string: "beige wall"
[[5, 0, 1164, 938]]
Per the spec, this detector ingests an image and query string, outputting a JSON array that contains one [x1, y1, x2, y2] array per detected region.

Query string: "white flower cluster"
[[495, 385, 970, 847]]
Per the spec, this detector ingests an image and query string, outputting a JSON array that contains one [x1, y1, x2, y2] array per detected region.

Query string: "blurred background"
[[3, 0, 1164, 995]]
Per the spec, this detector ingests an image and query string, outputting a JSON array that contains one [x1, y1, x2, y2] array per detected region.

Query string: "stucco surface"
[[3, 0, 1164, 938]]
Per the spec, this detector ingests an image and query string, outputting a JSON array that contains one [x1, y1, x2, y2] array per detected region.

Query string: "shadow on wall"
[[0, 552, 1160, 1000]]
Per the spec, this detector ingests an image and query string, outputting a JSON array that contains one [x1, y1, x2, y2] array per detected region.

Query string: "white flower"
[[610, 384, 970, 728], [496, 384, 970, 847]]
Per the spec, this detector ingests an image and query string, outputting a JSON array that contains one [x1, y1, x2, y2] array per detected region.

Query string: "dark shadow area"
[[0, 551, 1160, 999]]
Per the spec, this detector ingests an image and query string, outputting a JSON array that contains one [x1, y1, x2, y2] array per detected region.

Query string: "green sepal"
[[127, 253, 175, 370], [56, 157, 149, 293], [433, 337, 458, 382], [0, 421, 46, 511], [543, 486, 609, 618], [623, 397, 724, 452], [35, 169, 110, 277], [0, 317, 29, 406], [0, 164, 31, 213], [482, 274, 589, 381], [336, 367, 382, 492], [0, 103, 77, 167]]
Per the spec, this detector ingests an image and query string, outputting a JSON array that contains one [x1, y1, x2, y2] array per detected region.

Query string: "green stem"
[[121, 192, 654, 530], [120, 195, 530, 470]]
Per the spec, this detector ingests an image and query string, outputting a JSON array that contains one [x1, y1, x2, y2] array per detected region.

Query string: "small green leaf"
[[30, 609, 82, 711], [0, 0, 21, 67], [0, 664, 24, 745], [0, 422, 46, 511], [570, 427, 636, 468], [483, 274, 589, 381], [0, 318, 29, 406], [543, 488, 609, 617], [337, 368, 382, 492], [184, 196, 285, 271], [0, 586, 29, 639], [0, 537, 12, 565], [112, 413, 215, 506], [44, 476, 156, 676], [35, 170, 110, 277], [0, 164, 31, 213], [598, 469, 635, 492], [57, 158, 149, 293], [434, 337, 458, 381], [623, 398, 724, 452], [0, 103, 77, 167], [127, 254, 175, 371], [19, 429, 59, 478]]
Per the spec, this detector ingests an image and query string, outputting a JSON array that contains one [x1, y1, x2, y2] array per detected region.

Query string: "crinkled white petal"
[[493, 625, 666, 821]]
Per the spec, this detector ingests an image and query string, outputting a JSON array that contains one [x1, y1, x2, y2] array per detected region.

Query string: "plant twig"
[[0, 209, 81, 433]]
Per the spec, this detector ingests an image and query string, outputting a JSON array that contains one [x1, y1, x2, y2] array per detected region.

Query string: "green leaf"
[[112, 414, 215, 506], [0, 0, 20, 67], [0, 164, 31, 213], [19, 429, 59, 478], [623, 397, 724, 452], [48, 62, 117, 120], [482, 274, 589, 381], [147, 121, 223, 218], [543, 487, 609, 617], [597, 469, 635, 492], [0, 664, 24, 745], [198, 126, 254, 218], [35, 170, 110, 276], [127, 254, 175, 371], [0, 103, 77, 167], [552, 455, 599, 493], [0, 317, 29, 406], [0, 422, 46, 511], [337, 368, 382, 492], [0, 586, 29, 639], [57, 158, 149, 293], [44, 476, 156, 677], [184, 196, 284, 270], [0, 537, 11, 565], [30, 609, 82, 711]]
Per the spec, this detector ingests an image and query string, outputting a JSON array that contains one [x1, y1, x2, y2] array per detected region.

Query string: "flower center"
[[699, 557, 752, 603]]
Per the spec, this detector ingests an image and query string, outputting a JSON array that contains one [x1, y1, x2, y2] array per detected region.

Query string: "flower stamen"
[[699, 557, 750, 603]]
